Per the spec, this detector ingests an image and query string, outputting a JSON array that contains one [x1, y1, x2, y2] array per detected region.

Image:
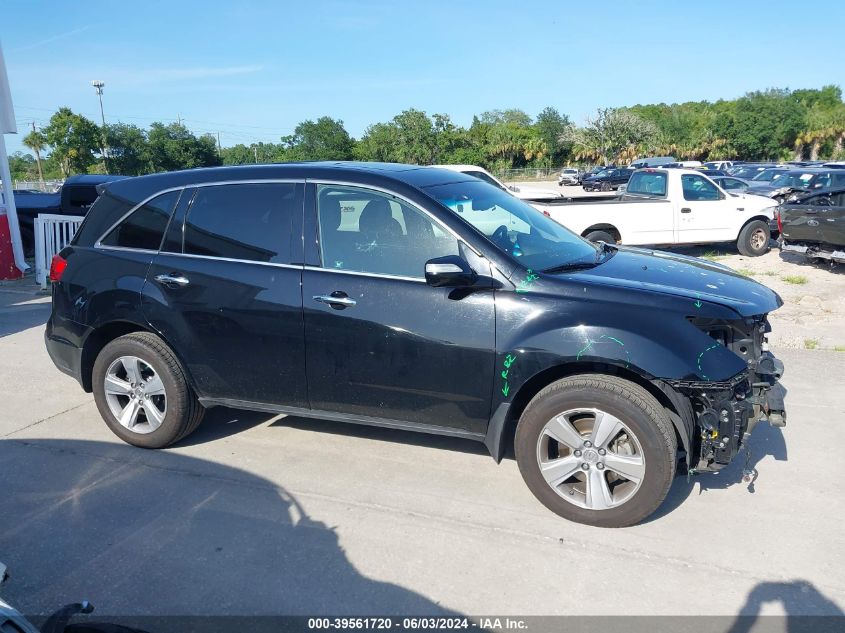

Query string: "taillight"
[[776, 208, 782, 233], [49, 254, 67, 282], [543, 210, 551, 217]]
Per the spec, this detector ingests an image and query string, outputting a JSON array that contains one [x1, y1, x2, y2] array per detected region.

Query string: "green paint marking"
[[575, 335, 630, 368], [694, 300, 702, 308], [514, 269, 540, 294], [696, 343, 721, 380], [501, 353, 517, 399]]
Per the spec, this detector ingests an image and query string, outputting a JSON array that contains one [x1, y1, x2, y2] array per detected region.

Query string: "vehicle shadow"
[[647, 422, 788, 523], [0, 439, 465, 632], [0, 292, 50, 338], [171, 406, 280, 447], [725, 580, 843, 633]]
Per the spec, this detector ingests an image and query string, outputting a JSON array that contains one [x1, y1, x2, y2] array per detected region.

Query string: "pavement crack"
[[2, 400, 91, 437]]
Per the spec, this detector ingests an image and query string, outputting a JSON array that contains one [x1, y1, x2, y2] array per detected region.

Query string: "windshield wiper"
[[542, 242, 616, 274], [541, 259, 600, 273]]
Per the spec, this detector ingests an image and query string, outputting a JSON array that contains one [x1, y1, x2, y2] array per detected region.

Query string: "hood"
[[553, 246, 782, 317]]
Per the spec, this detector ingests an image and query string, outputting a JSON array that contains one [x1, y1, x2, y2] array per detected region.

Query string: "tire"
[[737, 220, 771, 257], [514, 374, 677, 528], [92, 332, 204, 448], [600, 181, 611, 192], [585, 230, 616, 244]]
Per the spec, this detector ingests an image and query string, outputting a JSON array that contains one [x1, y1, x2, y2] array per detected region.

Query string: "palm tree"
[[22, 129, 47, 188]]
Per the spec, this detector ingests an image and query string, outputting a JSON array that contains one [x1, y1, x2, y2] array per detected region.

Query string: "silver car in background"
[[558, 168, 580, 186]]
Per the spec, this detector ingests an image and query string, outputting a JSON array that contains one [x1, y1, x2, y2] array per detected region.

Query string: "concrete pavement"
[[1, 286, 843, 624]]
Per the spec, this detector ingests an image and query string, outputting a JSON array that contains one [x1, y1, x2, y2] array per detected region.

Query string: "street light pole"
[[91, 80, 109, 174]]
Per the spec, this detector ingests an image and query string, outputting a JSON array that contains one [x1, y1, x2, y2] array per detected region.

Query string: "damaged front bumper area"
[[669, 316, 787, 472]]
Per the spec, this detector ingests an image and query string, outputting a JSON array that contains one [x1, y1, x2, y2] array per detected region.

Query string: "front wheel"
[[92, 332, 205, 448], [737, 220, 771, 257], [515, 374, 677, 527], [600, 181, 612, 192]]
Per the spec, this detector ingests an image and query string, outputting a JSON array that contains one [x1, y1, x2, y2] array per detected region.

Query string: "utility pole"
[[253, 145, 258, 163], [217, 132, 221, 154], [30, 121, 45, 187], [91, 80, 109, 174]]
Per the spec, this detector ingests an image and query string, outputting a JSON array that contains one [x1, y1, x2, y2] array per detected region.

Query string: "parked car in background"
[[728, 164, 776, 179], [433, 165, 563, 200], [779, 187, 845, 265], [13, 174, 126, 256], [748, 167, 790, 186], [747, 168, 845, 202], [540, 168, 778, 256], [582, 168, 633, 191], [628, 156, 675, 169], [709, 175, 752, 193], [704, 161, 734, 171], [45, 162, 786, 528], [558, 168, 580, 186]]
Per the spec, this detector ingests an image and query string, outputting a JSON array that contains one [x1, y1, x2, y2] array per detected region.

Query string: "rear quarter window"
[[99, 190, 181, 251], [626, 172, 667, 196]]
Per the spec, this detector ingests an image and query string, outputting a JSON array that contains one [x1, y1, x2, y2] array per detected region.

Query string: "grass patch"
[[735, 268, 755, 277], [782, 275, 808, 285], [834, 345, 845, 352], [804, 339, 820, 350], [760, 271, 778, 276], [701, 251, 726, 261]]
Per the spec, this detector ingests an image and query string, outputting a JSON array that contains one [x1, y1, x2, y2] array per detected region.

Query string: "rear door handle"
[[680, 207, 692, 214], [154, 273, 190, 287], [313, 293, 356, 308]]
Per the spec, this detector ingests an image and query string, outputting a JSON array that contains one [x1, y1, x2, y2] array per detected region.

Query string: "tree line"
[[9, 85, 845, 183]]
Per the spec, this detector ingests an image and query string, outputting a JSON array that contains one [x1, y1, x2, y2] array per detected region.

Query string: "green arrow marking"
[[694, 299, 702, 308], [501, 383, 510, 397]]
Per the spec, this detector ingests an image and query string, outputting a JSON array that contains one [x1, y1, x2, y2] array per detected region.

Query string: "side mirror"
[[425, 255, 478, 288]]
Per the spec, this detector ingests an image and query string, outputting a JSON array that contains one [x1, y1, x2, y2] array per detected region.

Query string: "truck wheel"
[[514, 374, 677, 528], [92, 332, 205, 448], [737, 220, 770, 257], [585, 230, 616, 244]]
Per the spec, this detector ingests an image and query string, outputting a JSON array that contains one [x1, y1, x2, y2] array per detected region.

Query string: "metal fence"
[[13, 179, 64, 193], [492, 167, 562, 181]]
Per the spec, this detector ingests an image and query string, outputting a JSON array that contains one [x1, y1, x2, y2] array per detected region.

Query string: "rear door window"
[[100, 189, 181, 251], [183, 183, 300, 264], [626, 172, 667, 196]]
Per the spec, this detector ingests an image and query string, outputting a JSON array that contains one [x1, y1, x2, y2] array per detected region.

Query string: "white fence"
[[34, 213, 84, 289]]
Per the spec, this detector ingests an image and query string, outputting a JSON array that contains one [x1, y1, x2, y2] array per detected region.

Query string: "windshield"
[[425, 179, 599, 271], [752, 169, 784, 182], [770, 172, 815, 188]]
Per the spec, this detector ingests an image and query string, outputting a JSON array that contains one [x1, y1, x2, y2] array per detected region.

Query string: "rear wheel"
[[601, 181, 612, 192], [585, 230, 616, 244], [92, 332, 204, 448], [515, 374, 677, 527], [737, 220, 770, 257]]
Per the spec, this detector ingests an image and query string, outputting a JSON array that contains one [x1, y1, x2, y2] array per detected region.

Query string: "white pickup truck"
[[537, 168, 778, 256]]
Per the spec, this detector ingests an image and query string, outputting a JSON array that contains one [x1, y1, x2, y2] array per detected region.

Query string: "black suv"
[[45, 162, 787, 527], [581, 168, 633, 192]]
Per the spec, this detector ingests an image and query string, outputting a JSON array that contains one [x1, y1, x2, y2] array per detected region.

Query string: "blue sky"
[[2, 0, 844, 155]]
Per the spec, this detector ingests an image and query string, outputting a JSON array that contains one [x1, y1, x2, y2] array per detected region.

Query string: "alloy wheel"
[[104, 355, 167, 434], [536, 408, 646, 510]]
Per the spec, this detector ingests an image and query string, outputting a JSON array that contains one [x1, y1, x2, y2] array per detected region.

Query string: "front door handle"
[[680, 207, 692, 214], [313, 293, 356, 309], [154, 273, 190, 287]]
